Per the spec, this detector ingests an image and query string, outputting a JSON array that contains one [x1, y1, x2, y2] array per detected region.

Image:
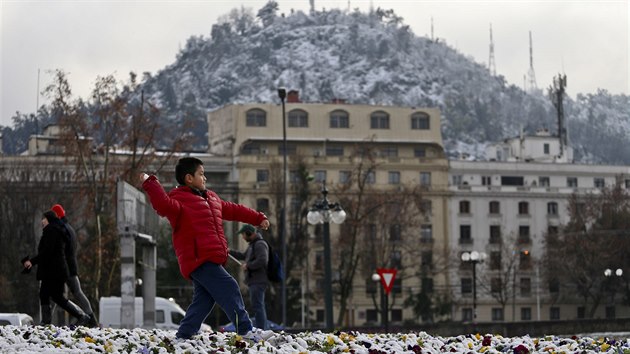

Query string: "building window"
[[391, 309, 403, 322], [411, 112, 430, 130], [520, 251, 532, 269], [322, 146, 343, 156], [314, 170, 327, 183], [490, 251, 501, 270], [316, 309, 325, 322], [491, 277, 502, 293], [518, 226, 530, 244], [605, 306, 616, 319], [339, 170, 352, 184], [547, 202, 558, 215], [414, 147, 426, 157], [489, 201, 500, 214], [452, 175, 463, 186], [364, 171, 376, 184], [543, 143, 550, 154], [388, 171, 401, 184], [501, 176, 524, 186], [421, 251, 433, 269], [548, 225, 559, 236], [366, 309, 378, 322], [491, 308, 504, 321], [459, 200, 471, 214], [314, 251, 323, 270], [548, 279, 560, 293], [241, 142, 262, 155], [421, 277, 434, 293], [460, 225, 472, 244], [420, 199, 432, 215], [462, 308, 473, 322], [256, 198, 270, 214], [489, 225, 501, 244], [461, 278, 472, 294], [539, 176, 550, 187], [389, 225, 402, 241], [567, 177, 578, 187], [380, 147, 398, 157], [625, 179, 630, 189], [390, 251, 402, 269], [370, 111, 390, 129], [482, 176, 492, 186], [420, 225, 433, 243], [549, 307, 560, 320], [246, 108, 266, 127], [278, 144, 297, 156], [521, 307, 532, 320], [520, 278, 531, 296], [420, 172, 431, 187], [329, 110, 349, 128], [288, 109, 308, 127], [393, 278, 402, 294], [256, 169, 269, 183], [518, 201, 529, 215], [577, 306, 585, 319], [594, 177, 605, 188]]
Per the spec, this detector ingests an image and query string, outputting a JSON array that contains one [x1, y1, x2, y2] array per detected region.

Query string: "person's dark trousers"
[[249, 283, 268, 330], [40, 279, 86, 322], [176, 262, 253, 339]]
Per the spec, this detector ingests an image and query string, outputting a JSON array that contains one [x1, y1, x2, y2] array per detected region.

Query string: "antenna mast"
[[526, 31, 538, 92], [431, 17, 434, 41], [488, 23, 496, 76]]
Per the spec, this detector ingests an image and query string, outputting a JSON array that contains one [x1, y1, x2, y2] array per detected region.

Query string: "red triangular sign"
[[377, 268, 397, 295]]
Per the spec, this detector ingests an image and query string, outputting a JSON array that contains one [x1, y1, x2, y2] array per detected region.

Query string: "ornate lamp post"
[[277, 87, 287, 327], [307, 182, 346, 331], [461, 251, 487, 322]]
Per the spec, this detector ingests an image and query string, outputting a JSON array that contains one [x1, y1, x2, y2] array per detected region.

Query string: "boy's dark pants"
[[177, 262, 253, 338]]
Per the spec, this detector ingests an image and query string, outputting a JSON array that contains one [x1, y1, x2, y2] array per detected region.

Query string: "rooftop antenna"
[[347, 0, 350, 12], [309, 0, 315, 14], [548, 74, 568, 158], [431, 16, 434, 41], [35, 68, 40, 151], [488, 23, 496, 76], [526, 31, 538, 92]]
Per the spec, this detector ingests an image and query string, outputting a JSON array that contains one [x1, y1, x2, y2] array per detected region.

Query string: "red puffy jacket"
[[142, 175, 267, 279]]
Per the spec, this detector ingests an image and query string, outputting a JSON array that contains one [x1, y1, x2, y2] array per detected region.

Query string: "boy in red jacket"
[[140, 157, 270, 340]]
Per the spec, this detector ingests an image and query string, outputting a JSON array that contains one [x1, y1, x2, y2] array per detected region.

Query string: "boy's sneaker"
[[242, 330, 263, 343]]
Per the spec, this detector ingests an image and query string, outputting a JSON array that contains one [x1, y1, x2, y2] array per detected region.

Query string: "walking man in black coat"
[[51, 204, 98, 327], [22, 210, 90, 326]]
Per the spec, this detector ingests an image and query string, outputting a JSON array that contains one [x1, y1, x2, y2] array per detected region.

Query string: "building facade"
[[208, 98, 450, 327]]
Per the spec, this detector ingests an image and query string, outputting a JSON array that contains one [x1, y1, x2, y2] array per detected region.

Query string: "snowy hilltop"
[[3, 3, 629, 163]]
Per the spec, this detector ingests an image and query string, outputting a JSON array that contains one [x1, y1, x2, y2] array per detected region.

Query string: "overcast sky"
[[1, 0, 628, 128]]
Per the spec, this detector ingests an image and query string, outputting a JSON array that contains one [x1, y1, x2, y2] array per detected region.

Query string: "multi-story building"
[[208, 93, 450, 327], [449, 130, 630, 323]]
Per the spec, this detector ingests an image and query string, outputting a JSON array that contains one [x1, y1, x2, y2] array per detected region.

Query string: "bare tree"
[[543, 181, 630, 318]]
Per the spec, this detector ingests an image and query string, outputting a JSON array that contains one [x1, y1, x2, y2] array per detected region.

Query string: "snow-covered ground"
[[1, 325, 629, 353]]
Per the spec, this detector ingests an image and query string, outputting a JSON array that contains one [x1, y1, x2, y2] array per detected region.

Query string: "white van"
[[0, 313, 34, 326], [99, 297, 211, 331]]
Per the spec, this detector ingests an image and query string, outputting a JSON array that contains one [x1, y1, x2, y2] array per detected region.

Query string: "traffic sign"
[[376, 268, 397, 295]]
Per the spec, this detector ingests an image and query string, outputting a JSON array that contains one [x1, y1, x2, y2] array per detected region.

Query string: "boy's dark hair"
[[175, 157, 203, 186]]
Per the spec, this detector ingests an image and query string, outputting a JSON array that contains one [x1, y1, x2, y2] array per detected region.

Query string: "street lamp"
[[277, 87, 287, 328], [371, 273, 388, 332], [604, 268, 623, 278], [461, 250, 487, 322], [307, 182, 346, 331]]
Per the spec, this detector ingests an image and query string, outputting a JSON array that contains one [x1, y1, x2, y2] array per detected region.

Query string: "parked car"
[[219, 318, 284, 332], [0, 313, 34, 326]]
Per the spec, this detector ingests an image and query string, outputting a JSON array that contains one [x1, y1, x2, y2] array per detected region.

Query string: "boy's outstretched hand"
[[259, 219, 270, 230], [140, 173, 149, 183]]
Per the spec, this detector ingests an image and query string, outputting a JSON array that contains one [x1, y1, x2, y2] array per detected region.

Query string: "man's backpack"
[[254, 239, 284, 283]]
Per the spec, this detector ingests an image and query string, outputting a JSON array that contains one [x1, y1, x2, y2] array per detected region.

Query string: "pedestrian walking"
[[22, 210, 90, 326], [51, 203, 98, 327], [140, 157, 271, 341], [229, 224, 270, 330]]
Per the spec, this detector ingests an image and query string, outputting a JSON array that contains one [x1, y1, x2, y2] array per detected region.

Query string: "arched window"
[[329, 110, 349, 128], [411, 112, 430, 130], [370, 111, 390, 129], [246, 109, 266, 127], [288, 109, 308, 127]]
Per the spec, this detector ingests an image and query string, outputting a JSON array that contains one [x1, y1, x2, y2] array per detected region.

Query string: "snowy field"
[[1, 325, 629, 353]]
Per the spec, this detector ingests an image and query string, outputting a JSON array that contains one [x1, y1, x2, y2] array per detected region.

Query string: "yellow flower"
[[601, 343, 610, 351], [480, 346, 488, 353], [475, 333, 481, 340], [327, 335, 335, 345], [84, 337, 95, 343], [468, 342, 474, 349]]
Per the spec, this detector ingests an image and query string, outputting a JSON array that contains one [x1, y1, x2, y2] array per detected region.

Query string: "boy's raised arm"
[[140, 173, 181, 220]]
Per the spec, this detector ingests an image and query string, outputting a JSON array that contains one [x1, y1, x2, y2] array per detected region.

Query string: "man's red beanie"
[[51, 204, 65, 218]]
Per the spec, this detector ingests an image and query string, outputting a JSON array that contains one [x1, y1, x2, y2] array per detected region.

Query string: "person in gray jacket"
[[229, 224, 269, 330]]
